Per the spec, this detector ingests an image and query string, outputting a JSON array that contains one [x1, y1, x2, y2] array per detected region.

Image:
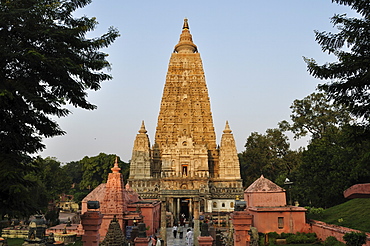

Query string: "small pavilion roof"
[[245, 175, 285, 193]]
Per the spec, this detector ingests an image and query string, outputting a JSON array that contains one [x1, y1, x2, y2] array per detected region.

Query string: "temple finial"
[[139, 120, 147, 134], [183, 18, 189, 30], [174, 18, 197, 53], [111, 156, 121, 173], [223, 121, 232, 134]]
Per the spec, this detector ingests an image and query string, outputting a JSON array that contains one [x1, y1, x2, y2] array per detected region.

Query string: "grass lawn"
[[309, 198, 370, 232], [5, 238, 24, 246]]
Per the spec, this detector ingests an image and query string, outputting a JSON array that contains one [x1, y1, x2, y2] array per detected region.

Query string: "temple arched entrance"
[[180, 198, 190, 225]]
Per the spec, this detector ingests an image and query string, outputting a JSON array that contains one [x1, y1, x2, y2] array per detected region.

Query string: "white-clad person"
[[185, 228, 193, 246]]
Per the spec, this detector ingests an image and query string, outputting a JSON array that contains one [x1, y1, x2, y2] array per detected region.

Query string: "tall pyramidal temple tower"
[[128, 18, 243, 225]]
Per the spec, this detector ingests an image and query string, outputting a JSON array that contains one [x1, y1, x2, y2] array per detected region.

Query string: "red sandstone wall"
[[250, 210, 308, 234], [141, 204, 161, 236], [309, 220, 370, 246], [127, 202, 161, 237], [246, 193, 286, 207]]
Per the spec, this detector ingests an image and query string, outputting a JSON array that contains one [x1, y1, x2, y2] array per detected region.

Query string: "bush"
[[305, 206, 325, 220], [285, 232, 317, 244], [323, 236, 346, 246], [280, 232, 294, 239], [259, 233, 266, 246], [343, 232, 367, 246], [268, 232, 280, 239]]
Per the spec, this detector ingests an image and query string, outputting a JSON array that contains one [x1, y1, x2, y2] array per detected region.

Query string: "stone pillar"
[[177, 198, 180, 223], [193, 197, 200, 246], [80, 211, 103, 246], [231, 211, 253, 246], [198, 236, 214, 246], [189, 199, 193, 219], [170, 198, 174, 223], [160, 198, 167, 246]]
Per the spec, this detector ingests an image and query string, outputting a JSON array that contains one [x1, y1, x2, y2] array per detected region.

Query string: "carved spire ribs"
[[129, 121, 152, 179], [219, 121, 241, 179], [155, 53, 216, 150]]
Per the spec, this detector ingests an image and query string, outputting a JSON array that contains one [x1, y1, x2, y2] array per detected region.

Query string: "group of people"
[[172, 225, 193, 246], [149, 225, 193, 246]]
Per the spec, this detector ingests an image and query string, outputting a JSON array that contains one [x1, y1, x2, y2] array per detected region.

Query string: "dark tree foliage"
[[0, 156, 44, 218], [293, 125, 370, 208], [32, 157, 72, 201], [279, 92, 351, 140], [304, 0, 370, 121], [77, 153, 129, 190], [239, 128, 301, 188], [343, 232, 367, 246], [62, 161, 83, 185], [0, 0, 119, 217]]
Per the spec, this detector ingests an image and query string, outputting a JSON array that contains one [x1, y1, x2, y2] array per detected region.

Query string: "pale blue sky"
[[40, 0, 354, 163]]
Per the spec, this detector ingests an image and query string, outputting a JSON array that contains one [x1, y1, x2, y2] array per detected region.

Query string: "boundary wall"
[[309, 220, 370, 246]]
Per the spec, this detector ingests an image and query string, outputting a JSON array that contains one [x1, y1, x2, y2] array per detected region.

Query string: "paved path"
[[164, 227, 189, 246]]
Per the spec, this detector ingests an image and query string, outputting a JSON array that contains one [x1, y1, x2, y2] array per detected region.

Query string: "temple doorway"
[[180, 198, 190, 225]]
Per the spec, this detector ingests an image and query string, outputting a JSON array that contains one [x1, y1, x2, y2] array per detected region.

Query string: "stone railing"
[[1, 227, 28, 238]]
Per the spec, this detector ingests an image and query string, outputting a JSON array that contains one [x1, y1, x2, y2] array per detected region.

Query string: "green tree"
[[343, 232, 367, 246], [279, 92, 351, 140], [33, 156, 72, 201], [280, 92, 370, 207], [239, 128, 301, 187], [304, 0, 370, 120], [0, 0, 119, 217], [62, 161, 83, 185], [293, 125, 370, 208], [79, 153, 129, 190]]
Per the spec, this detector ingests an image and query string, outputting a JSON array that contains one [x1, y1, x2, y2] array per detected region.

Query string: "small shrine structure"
[[81, 157, 161, 239], [244, 175, 307, 233]]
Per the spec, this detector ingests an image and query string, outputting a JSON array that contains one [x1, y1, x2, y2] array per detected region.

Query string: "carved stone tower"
[[128, 19, 243, 226]]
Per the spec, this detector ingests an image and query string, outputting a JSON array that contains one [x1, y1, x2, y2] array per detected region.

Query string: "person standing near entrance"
[[172, 225, 178, 238], [186, 228, 193, 246], [178, 224, 184, 239]]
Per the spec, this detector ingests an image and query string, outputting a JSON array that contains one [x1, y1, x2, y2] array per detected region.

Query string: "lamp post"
[[284, 178, 293, 206]]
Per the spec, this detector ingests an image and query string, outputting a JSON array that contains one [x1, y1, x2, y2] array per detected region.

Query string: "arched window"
[[213, 202, 217, 208]]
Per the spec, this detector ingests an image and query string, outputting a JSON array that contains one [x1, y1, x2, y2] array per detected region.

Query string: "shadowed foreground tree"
[[304, 0, 370, 121], [0, 0, 119, 217]]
